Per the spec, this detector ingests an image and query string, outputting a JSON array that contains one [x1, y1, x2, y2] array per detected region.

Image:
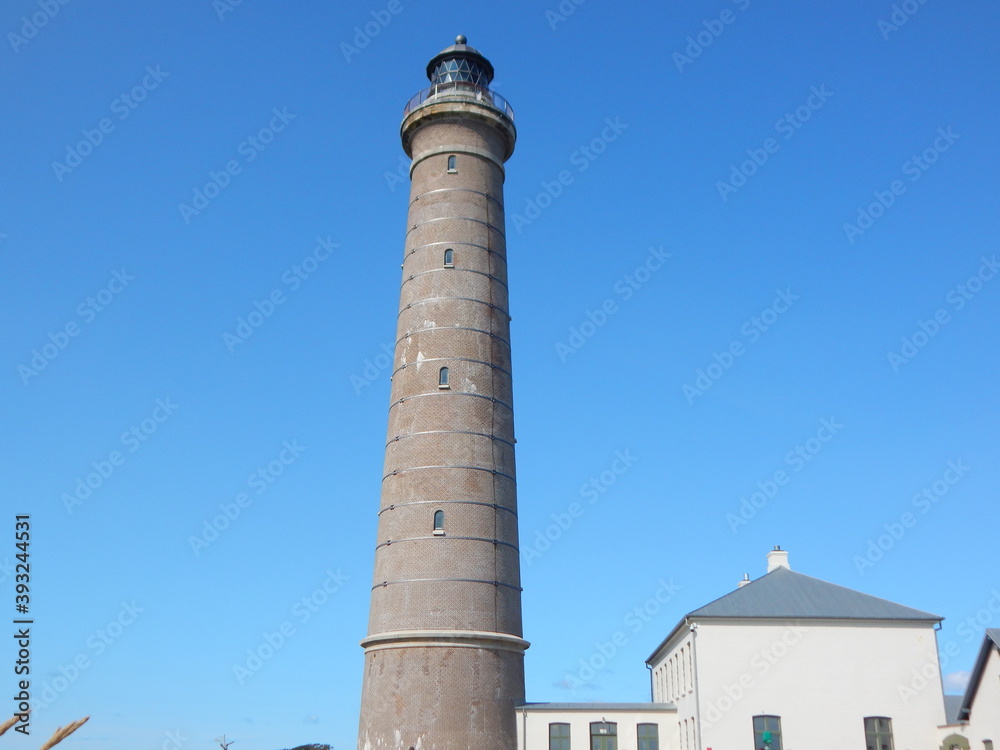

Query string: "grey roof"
[[689, 567, 942, 620], [516, 703, 676, 712], [943, 694, 964, 725], [647, 567, 941, 664], [957, 628, 1000, 722]]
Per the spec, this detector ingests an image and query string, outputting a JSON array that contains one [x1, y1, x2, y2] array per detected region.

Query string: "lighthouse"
[[357, 37, 526, 750]]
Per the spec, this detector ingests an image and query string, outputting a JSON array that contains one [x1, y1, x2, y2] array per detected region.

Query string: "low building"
[[942, 628, 1000, 750], [519, 550, 995, 750], [516, 703, 676, 750]]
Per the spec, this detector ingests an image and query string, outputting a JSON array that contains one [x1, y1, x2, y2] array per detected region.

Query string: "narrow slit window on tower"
[[447, 154, 457, 173], [443, 248, 454, 267], [433, 510, 445, 535], [438, 366, 450, 389]]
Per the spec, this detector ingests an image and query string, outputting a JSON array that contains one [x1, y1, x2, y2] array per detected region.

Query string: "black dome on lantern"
[[425, 35, 495, 88]]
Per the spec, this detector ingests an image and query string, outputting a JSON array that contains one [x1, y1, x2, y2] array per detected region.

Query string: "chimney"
[[737, 573, 751, 588], [766, 545, 790, 573]]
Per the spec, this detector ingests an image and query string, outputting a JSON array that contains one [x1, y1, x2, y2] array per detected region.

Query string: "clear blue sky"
[[3, 0, 998, 748]]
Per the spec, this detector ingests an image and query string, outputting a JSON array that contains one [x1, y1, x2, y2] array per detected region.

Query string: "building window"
[[447, 155, 457, 172], [433, 510, 445, 535], [590, 722, 616, 750], [753, 715, 782, 750], [443, 248, 454, 267], [864, 717, 893, 750], [637, 724, 658, 750], [438, 366, 450, 388], [549, 723, 570, 750]]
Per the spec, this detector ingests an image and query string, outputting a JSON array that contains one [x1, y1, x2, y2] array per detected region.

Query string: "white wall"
[[651, 618, 946, 750], [518, 706, 677, 750], [958, 644, 1000, 748]]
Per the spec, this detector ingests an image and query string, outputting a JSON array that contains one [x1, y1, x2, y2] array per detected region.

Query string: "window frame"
[[752, 715, 782, 750], [432, 509, 445, 535], [864, 716, 894, 750], [447, 155, 457, 173], [637, 723, 659, 750], [590, 722, 617, 750], [549, 723, 570, 750]]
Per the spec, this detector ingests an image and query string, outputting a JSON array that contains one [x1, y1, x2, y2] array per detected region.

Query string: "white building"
[[518, 550, 996, 750], [645, 548, 947, 750], [943, 628, 1000, 750], [516, 704, 676, 750]]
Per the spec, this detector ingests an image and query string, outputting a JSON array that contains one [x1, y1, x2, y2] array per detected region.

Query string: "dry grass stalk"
[[36, 716, 89, 750], [0, 716, 20, 737]]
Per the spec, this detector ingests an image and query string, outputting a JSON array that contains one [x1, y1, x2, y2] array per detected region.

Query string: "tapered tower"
[[357, 37, 526, 750]]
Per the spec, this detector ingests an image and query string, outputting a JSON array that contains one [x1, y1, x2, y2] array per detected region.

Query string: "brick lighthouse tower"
[[357, 37, 526, 750]]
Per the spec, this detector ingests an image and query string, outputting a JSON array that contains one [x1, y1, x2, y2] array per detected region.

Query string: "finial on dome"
[[455, 34, 467, 44]]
